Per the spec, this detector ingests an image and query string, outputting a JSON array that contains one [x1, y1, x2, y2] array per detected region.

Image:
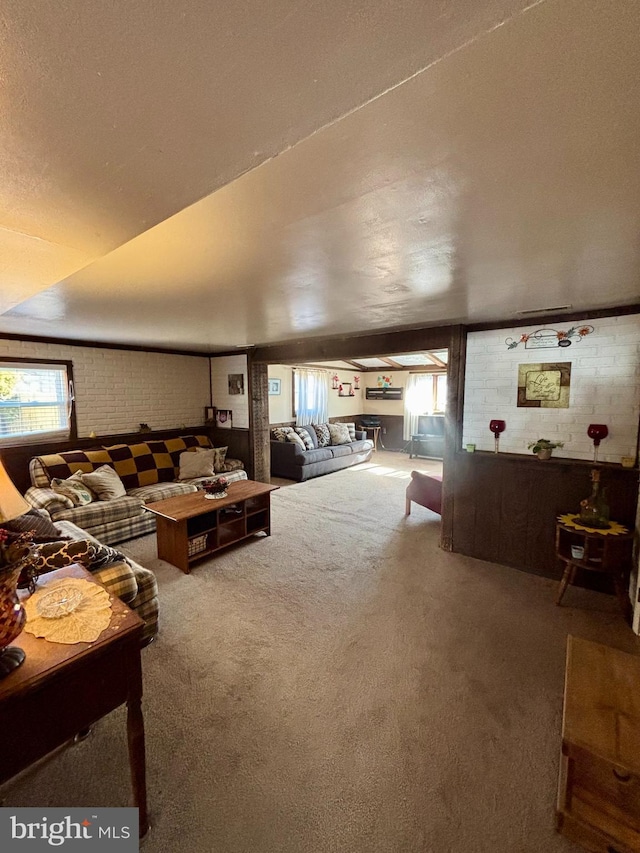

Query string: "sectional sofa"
[[25, 434, 247, 546]]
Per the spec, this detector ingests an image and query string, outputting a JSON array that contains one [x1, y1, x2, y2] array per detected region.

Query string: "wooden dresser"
[[557, 636, 640, 852]]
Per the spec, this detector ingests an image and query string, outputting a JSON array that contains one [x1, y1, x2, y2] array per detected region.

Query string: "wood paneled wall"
[[451, 451, 639, 578]]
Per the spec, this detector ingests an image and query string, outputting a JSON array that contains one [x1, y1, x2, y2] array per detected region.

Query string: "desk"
[[0, 564, 149, 838], [360, 425, 383, 451]]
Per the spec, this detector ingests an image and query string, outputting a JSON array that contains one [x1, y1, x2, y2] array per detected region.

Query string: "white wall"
[[210, 353, 249, 429], [268, 365, 293, 423], [462, 314, 640, 461], [0, 338, 210, 437], [363, 371, 408, 417]]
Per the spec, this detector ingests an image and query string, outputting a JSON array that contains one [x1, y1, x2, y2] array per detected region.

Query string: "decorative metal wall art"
[[506, 325, 594, 350]]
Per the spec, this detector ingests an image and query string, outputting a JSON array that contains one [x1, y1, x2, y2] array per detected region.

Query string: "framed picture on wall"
[[215, 409, 233, 429], [228, 374, 244, 395], [268, 379, 281, 395], [517, 362, 571, 408]]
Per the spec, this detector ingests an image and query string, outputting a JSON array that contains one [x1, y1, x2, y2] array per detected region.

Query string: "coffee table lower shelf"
[[145, 481, 279, 573]]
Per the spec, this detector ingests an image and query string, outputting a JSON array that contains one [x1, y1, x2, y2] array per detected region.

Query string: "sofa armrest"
[[355, 429, 367, 440], [270, 439, 304, 478], [25, 486, 74, 514]]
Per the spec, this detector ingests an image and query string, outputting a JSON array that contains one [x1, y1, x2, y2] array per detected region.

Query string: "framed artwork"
[[517, 362, 571, 408], [268, 378, 281, 395], [204, 406, 215, 425], [338, 383, 354, 397], [215, 409, 232, 429], [228, 374, 244, 395]]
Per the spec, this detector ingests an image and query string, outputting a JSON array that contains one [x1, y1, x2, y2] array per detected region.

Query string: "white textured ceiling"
[[1, 0, 638, 351]]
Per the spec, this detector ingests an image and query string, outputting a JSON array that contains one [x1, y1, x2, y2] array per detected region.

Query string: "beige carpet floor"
[[2, 453, 638, 852]]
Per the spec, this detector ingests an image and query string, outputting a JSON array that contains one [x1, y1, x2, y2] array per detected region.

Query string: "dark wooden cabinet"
[[450, 452, 639, 579]]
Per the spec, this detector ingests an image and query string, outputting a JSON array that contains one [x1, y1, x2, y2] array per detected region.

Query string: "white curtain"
[[403, 374, 435, 440], [294, 368, 330, 426]]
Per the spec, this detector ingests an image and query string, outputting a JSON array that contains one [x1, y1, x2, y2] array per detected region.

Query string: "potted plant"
[[527, 438, 564, 460]]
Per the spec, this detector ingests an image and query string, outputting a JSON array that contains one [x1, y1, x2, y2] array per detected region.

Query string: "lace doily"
[[24, 576, 112, 644]]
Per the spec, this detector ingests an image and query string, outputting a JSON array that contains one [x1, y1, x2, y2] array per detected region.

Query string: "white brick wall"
[[210, 354, 249, 429], [462, 315, 640, 462], [0, 338, 210, 437]]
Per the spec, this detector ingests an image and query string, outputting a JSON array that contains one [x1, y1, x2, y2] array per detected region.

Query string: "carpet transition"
[[2, 458, 638, 852]]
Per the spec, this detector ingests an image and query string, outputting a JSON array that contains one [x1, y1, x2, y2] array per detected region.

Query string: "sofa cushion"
[[328, 423, 351, 445], [2, 508, 66, 542], [34, 539, 130, 574], [48, 495, 145, 527], [286, 431, 307, 450], [329, 444, 353, 458], [80, 465, 127, 500], [296, 447, 333, 466], [271, 426, 294, 442], [343, 422, 357, 441], [178, 449, 215, 479], [312, 423, 331, 447], [51, 471, 95, 506], [128, 482, 198, 503], [221, 458, 244, 472], [294, 427, 315, 450]]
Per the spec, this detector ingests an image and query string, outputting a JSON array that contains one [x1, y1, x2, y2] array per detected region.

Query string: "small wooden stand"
[[555, 517, 633, 621]]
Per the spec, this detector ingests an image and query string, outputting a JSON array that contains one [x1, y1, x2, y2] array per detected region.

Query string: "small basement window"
[[0, 359, 76, 446]]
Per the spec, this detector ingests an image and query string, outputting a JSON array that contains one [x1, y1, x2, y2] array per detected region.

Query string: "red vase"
[[0, 563, 27, 678]]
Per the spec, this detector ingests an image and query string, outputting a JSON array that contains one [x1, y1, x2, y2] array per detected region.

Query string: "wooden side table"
[[0, 564, 149, 838], [360, 425, 382, 451], [555, 516, 634, 621]]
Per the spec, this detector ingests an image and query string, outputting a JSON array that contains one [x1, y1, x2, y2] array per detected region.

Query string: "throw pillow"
[[328, 423, 351, 446], [178, 449, 215, 480], [312, 423, 331, 447], [51, 471, 94, 506], [2, 508, 65, 542], [286, 431, 306, 450], [344, 422, 357, 441], [34, 540, 130, 574], [294, 427, 314, 450], [272, 426, 294, 443], [80, 465, 127, 500], [213, 446, 228, 473]]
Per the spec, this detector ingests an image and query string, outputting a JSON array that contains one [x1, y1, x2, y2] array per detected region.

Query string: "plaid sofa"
[[25, 435, 247, 546], [54, 519, 159, 644]]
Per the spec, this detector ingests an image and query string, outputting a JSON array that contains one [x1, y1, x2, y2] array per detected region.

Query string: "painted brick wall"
[[0, 338, 210, 437], [210, 354, 249, 429], [462, 314, 640, 462]]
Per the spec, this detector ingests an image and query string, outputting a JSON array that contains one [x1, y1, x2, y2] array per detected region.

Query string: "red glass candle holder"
[[587, 424, 608, 463], [489, 420, 506, 453]]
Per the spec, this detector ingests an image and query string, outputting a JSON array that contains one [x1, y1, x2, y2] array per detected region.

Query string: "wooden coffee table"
[[145, 479, 279, 573]]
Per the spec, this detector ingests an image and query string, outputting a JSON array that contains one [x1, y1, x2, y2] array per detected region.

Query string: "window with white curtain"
[[0, 360, 75, 445], [294, 368, 329, 425]]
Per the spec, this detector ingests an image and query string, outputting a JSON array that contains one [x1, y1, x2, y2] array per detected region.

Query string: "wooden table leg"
[[556, 563, 574, 606], [127, 683, 149, 838]]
